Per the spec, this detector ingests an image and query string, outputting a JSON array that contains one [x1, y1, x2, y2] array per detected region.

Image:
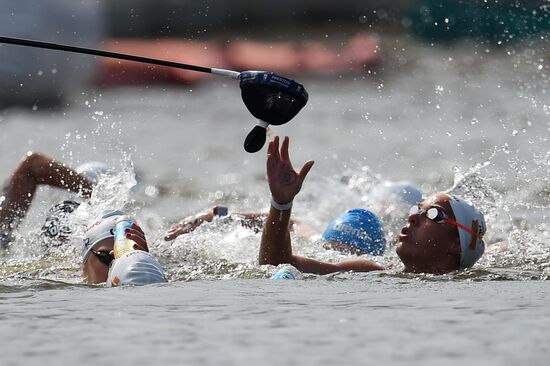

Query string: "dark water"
[[0, 36, 549, 364]]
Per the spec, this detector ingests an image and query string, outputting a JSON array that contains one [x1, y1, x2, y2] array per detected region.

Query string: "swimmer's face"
[[82, 238, 114, 284], [396, 193, 461, 274]]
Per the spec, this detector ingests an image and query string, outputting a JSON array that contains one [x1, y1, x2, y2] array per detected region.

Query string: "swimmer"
[[81, 210, 166, 286], [164, 205, 387, 256], [41, 201, 166, 286], [259, 136, 486, 275], [0, 153, 93, 248], [163, 206, 269, 240], [321, 208, 386, 255]]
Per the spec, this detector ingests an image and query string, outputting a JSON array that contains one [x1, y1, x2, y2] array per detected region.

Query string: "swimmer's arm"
[[1, 153, 92, 240], [164, 211, 215, 241], [259, 207, 383, 275], [233, 212, 305, 234], [259, 206, 293, 265], [290, 255, 385, 275], [259, 135, 314, 265], [164, 210, 282, 241]]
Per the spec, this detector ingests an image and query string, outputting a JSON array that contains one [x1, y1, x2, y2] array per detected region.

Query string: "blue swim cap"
[[322, 209, 386, 255]]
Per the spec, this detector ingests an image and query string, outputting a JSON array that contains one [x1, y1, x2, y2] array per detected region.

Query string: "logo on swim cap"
[[446, 195, 486, 268], [41, 200, 80, 243], [322, 208, 386, 255]]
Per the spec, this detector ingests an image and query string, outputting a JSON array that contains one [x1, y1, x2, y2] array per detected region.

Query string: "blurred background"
[[2, 0, 549, 107]]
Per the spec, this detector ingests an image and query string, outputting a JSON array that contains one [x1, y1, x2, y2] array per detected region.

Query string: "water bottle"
[[270, 265, 302, 280], [113, 215, 137, 259]]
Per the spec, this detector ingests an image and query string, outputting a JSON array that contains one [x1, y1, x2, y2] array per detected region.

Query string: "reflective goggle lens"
[[409, 205, 447, 223]]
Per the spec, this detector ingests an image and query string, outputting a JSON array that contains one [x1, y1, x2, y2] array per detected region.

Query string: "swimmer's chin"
[[395, 235, 412, 259], [396, 232, 411, 250]]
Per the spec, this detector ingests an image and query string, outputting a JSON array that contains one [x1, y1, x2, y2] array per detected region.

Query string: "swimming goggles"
[[408, 205, 482, 239], [90, 249, 115, 266]]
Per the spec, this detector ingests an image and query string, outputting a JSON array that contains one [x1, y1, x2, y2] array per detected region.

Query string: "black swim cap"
[[41, 200, 80, 242]]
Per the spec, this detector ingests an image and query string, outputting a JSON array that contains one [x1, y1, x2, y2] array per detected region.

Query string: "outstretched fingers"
[[266, 142, 277, 177], [280, 135, 296, 172], [298, 160, 315, 181], [271, 136, 280, 162], [280, 136, 290, 162]]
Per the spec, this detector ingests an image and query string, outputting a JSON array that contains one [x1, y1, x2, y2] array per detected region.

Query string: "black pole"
[[0, 36, 213, 74]]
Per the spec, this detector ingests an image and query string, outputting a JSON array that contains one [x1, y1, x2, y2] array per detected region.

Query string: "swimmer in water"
[[80, 210, 166, 286], [258, 136, 486, 275], [164, 205, 387, 256], [163, 206, 269, 240], [0, 153, 93, 248], [39, 206, 167, 288], [0, 155, 164, 286], [41, 199, 166, 286]]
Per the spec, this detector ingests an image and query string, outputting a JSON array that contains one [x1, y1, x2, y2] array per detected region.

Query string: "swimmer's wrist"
[[270, 197, 293, 211]]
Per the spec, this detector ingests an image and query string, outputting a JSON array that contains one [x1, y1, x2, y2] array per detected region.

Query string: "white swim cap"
[[82, 210, 127, 263], [107, 251, 167, 287], [447, 195, 486, 268], [76, 161, 110, 184]]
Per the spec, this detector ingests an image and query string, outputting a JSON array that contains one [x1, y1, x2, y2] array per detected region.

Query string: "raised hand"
[[266, 136, 314, 204]]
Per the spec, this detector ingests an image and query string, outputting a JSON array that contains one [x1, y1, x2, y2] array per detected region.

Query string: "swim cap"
[[41, 200, 80, 242], [107, 250, 167, 287], [271, 265, 302, 280], [82, 210, 127, 263], [447, 195, 486, 268], [76, 161, 110, 184], [322, 208, 386, 255], [371, 181, 423, 206]]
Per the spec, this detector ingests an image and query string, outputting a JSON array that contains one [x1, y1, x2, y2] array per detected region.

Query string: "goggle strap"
[[444, 217, 482, 240]]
